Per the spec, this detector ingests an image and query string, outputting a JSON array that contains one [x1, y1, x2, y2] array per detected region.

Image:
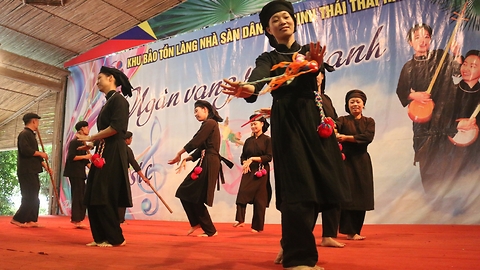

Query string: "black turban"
[[345, 89, 367, 114], [99, 66, 133, 97], [249, 114, 270, 133], [74, 120, 88, 131], [194, 100, 223, 122], [259, 0, 297, 48]]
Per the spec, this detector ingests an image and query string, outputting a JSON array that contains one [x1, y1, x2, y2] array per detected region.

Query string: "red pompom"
[[91, 153, 100, 162], [191, 173, 199, 180], [255, 171, 263, 178], [341, 153, 346, 160], [317, 123, 333, 138], [91, 153, 105, 168], [324, 117, 335, 127], [193, 166, 203, 174], [261, 169, 267, 176], [338, 143, 343, 151]]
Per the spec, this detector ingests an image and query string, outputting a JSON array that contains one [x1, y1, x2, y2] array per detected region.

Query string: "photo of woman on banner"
[[395, 23, 461, 196], [450, 50, 480, 146], [445, 50, 480, 183], [168, 100, 233, 237], [221, 0, 350, 269]]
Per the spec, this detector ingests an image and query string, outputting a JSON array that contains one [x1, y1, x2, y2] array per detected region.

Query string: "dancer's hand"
[[221, 78, 255, 98], [38, 151, 48, 160], [77, 134, 96, 142], [175, 159, 187, 174], [242, 159, 252, 174], [306, 42, 326, 65], [255, 107, 271, 118], [168, 153, 181, 165], [77, 142, 94, 151]]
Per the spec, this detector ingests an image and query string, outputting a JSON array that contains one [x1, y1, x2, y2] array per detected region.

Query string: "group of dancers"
[[10, 1, 378, 269]]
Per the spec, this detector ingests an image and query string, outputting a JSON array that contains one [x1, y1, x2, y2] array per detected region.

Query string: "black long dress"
[[245, 41, 350, 210], [236, 133, 272, 206], [175, 119, 221, 207], [244, 41, 350, 267], [336, 115, 375, 211], [84, 90, 131, 245], [235, 133, 272, 231]]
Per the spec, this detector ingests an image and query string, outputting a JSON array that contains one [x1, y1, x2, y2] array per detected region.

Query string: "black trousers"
[[13, 173, 40, 223], [118, 207, 126, 223], [180, 200, 216, 236], [281, 201, 318, 268], [235, 201, 267, 231], [321, 205, 340, 237], [69, 177, 86, 222], [88, 204, 124, 245], [339, 210, 366, 235]]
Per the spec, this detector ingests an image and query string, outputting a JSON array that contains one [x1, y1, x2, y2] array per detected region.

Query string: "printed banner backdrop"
[[61, 0, 480, 224]]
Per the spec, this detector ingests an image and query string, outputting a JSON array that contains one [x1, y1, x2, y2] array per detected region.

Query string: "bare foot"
[[233, 222, 244, 227], [10, 219, 26, 227], [197, 231, 218, 237], [320, 237, 345, 248], [114, 240, 126, 247], [97, 242, 113, 247], [284, 266, 324, 270], [274, 248, 283, 264], [346, 234, 366, 240], [251, 229, 259, 233], [25, 221, 44, 228], [187, 225, 201, 235], [72, 222, 88, 229]]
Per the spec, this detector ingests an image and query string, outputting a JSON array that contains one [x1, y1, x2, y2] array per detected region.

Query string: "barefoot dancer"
[[233, 115, 272, 233], [336, 90, 375, 241], [78, 66, 133, 247], [221, 1, 349, 268], [168, 100, 232, 237]]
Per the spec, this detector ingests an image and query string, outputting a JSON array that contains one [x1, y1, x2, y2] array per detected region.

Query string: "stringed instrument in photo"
[[448, 103, 480, 147], [408, 3, 468, 123]]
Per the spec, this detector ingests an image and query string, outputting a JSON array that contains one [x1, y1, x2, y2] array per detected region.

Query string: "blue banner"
[[61, 0, 480, 224]]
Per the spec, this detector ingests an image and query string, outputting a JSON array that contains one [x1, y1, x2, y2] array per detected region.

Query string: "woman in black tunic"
[[168, 100, 224, 237], [78, 66, 133, 247], [446, 50, 480, 188], [233, 115, 272, 233], [221, 1, 349, 268], [336, 90, 375, 240]]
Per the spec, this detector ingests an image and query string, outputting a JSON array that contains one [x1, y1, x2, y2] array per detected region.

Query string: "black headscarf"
[[74, 120, 88, 131], [99, 66, 133, 97], [194, 100, 223, 122], [345, 89, 367, 114], [259, 0, 297, 48], [249, 114, 270, 133]]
